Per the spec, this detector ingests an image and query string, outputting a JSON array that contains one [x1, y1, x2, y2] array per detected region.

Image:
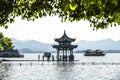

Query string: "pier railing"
[[2, 60, 120, 66]]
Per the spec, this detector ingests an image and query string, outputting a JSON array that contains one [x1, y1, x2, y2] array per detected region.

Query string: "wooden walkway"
[[2, 59, 79, 62], [2, 59, 120, 65]]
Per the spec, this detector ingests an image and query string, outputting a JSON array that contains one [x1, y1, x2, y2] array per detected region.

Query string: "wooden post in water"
[[42, 63, 43, 65], [9, 63, 11, 66], [42, 55, 44, 61], [20, 63, 22, 66], [60, 55, 61, 61], [82, 62, 84, 65], [38, 54, 40, 61], [52, 55, 54, 61]]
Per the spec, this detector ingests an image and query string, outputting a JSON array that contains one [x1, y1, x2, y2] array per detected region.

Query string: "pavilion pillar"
[[70, 50, 72, 55], [65, 49, 67, 61], [69, 49, 72, 61], [71, 49, 73, 55], [63, 48, 64, 61], [66, 49, 67, 57], [57, 49, 59, 61], [72, 49, 74, 61]]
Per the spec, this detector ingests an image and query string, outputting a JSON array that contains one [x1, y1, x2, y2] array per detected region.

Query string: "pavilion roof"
[[54, 30, 75, 43]]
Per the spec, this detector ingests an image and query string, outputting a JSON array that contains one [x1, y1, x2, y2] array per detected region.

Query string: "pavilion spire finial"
[[64, 30, 66, 35]]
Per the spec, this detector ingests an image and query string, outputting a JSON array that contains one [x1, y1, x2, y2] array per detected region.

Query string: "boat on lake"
[[84, 49, 105, 56]]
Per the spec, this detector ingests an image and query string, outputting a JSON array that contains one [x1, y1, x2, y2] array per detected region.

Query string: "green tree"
[[0, 0, 120, 29], [0, 32, 13, 51]]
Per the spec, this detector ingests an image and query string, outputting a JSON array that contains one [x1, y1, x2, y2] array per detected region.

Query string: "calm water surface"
[[0, 53, 120, 80]]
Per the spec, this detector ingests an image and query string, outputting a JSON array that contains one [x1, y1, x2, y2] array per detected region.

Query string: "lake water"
[[0, 53, 120, 80]]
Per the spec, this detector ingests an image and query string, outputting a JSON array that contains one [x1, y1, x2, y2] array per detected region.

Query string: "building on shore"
[[0, 49, 24, 58], [52, 30, 77, 61]]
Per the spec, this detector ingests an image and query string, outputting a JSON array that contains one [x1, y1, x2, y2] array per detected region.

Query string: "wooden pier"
[[2, 59, 79, 62], [2, 59, 120, 65]]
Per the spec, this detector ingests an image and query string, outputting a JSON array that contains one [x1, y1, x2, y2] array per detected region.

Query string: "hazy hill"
[[77, 39, 120, 50], [12, 38, 54, 53], [11, 38, 120, 53]]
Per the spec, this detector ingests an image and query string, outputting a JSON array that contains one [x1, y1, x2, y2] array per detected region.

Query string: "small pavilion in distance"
[[52, 30, 78, 61]]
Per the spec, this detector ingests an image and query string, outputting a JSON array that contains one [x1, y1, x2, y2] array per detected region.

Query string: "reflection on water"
[[0, 63, 11, 80], [0, 53, 120, 80]]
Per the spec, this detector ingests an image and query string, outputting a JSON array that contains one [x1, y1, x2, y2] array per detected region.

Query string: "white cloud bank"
[[0, 16, 120, 43]]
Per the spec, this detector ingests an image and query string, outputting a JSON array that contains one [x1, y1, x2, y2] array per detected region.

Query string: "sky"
[[0, 16, 120, 44]]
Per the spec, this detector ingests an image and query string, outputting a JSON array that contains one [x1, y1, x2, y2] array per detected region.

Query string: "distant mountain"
[[11, 38, 120, 53], [11, 38, 54, 53], [77, 39, 120, 50]]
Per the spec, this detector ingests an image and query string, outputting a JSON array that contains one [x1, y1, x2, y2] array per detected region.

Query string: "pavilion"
[[52, 31, 77, 61]]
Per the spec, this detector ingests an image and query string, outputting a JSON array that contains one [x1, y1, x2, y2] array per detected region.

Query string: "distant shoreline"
[[19, 49, 120, 53], [20, 52, 120, 53]]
